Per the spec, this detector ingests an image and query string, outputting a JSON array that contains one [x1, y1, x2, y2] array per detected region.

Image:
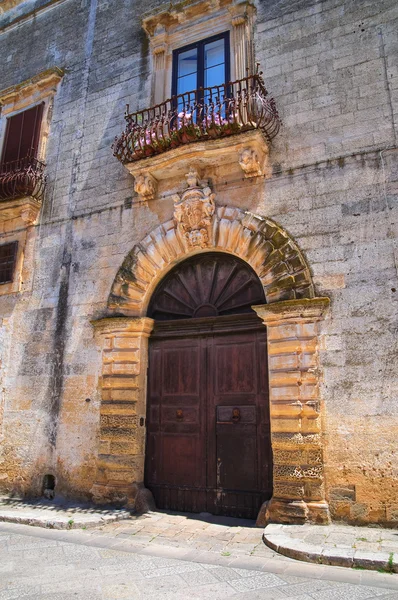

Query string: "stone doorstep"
[[263, 524, 398, 574], [0, 507, 131, 530]]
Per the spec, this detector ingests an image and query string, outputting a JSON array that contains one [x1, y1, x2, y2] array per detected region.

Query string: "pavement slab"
[[264, 523, 398, 573]]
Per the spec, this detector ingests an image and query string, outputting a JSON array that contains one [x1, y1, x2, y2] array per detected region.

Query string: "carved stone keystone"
[[173, 167, 215, 250]]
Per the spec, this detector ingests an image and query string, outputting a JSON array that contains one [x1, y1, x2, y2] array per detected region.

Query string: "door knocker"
[[176, 409, 183, 421], [232, 407, 241, 423]]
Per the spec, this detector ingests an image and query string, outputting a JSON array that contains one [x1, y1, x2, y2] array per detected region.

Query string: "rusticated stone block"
[[112, 337, 142, 350], [329, 485, 356, 501], [100, 414, 137, 429], [301, 417, 321, 433], [307, 448, 323, 464], [268, 339, 317, 355], [273, 448, 307, 464], [101, 375, 139, 389], [100, 402, 138, 416], [103, 362, 140, 375], [271, 418, 302, 433], [304, 481, 325, 501], [101, 389, 140, 402], [272, 432, 322, 447], [273, 481, 305, 499], [103, 350, 140, 363]]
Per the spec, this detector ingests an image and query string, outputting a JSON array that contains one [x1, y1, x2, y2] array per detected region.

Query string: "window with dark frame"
[[0, 103, 44, 166], [0, 242, 18, 285], [172, 32, 230, 110]]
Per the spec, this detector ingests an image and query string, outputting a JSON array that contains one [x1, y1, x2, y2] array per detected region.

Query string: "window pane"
[[177, 48, 198, 77], [204, 38, 225, 70], [204, 64, 225, 90], [177, 73, 197, 96]]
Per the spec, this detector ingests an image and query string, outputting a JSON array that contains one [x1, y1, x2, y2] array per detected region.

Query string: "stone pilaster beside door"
[[253, 298, 331, 525], [90, 317, 154, 510]]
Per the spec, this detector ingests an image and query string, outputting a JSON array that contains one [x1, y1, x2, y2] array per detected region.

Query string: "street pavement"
[[1, 512, 398, 599]]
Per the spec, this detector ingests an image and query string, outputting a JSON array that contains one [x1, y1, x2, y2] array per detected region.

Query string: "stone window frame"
[[0, 67, 64, 296], [142, 0, 256, 105], [0, 67, 64, 165]]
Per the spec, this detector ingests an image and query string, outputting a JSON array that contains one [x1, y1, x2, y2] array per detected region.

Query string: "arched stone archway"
[[92, 201, 330, 525], [107, 206, 314, 315]]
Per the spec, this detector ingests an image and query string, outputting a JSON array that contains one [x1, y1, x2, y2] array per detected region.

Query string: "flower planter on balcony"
[[112, 73, 281, 166]]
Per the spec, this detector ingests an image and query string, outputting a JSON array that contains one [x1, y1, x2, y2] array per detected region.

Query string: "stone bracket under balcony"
[[0, 196, 42, 227], [125, 129, 271, 203]]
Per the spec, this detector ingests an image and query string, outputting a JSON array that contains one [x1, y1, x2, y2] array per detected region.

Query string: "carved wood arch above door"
[[148, 252, 265, 321]]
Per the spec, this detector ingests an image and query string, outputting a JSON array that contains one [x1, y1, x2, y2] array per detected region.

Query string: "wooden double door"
[[145, 314, 272, 519]]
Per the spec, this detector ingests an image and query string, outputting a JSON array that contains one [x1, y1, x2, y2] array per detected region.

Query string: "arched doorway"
[[144, 252, 273, 519]]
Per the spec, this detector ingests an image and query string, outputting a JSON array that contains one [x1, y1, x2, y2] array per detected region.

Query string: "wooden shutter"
[[1, 103, 44, 165]]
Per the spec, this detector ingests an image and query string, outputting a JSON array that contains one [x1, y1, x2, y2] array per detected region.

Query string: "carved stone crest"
[[173, 167, 215, 249]]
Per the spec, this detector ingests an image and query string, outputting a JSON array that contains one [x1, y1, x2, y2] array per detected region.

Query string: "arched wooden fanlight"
[[148, 252, 265, 321]]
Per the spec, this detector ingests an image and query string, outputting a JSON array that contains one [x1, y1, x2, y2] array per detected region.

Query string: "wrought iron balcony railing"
[[113, 73, 281, 164], [0, 153, 46, 202]]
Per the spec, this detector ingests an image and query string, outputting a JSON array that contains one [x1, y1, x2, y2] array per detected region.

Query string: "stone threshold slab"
[[0, 498, 131, 530], [264, 523, 398, 573]]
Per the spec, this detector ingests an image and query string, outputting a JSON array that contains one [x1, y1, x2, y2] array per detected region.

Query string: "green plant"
[[386, 552, 395, 574], [67, 518, 74, 529], [357, 537, 368, 542], [376, 553, 395, 574], [221, 551, 231, 557]]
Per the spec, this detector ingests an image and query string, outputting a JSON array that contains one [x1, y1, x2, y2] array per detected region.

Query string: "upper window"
[[172, 32, 230, 105], [1, 103, 44, 166], [0, 242, 18, 284]]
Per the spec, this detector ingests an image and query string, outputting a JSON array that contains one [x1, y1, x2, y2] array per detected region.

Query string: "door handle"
[[232, 407, 241, 423], [176, 409, 183, 421]]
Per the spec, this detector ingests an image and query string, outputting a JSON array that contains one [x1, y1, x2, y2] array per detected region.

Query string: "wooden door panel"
[[161, 434, 202, 486], [213, 340, 256, 394], [146, 335, 206, 512], [162, 345, 200, 395]]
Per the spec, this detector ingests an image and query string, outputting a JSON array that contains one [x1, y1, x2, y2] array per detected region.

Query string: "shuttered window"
[[0, 242, 18, 284], [1, 103, 44, 165]]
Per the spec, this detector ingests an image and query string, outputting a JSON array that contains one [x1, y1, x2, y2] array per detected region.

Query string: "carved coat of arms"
[[173, 168, 215, 249]]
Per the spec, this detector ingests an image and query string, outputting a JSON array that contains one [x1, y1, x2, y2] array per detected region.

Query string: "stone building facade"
[[0, 0, 397, 526]]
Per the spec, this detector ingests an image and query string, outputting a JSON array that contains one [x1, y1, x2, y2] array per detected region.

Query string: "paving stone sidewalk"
[[264, 523, 398, 573], [0, 497, 130, 529], [2, 521, 398, 599], [1, 498, 398, 576]]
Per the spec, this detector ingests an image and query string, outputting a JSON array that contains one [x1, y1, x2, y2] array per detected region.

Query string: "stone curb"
[[263, 525, 398, 574], [0, 510, 131, 530]]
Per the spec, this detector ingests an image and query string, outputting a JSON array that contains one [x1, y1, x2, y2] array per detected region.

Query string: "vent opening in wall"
[[42, 474, 55, 499]]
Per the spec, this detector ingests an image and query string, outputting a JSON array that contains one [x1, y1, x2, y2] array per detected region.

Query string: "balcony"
[[113, 73, 281, 166], [0, 154, 46, 203]]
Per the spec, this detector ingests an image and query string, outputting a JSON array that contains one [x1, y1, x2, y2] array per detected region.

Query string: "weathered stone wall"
[[0, 0, 397, 524]]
